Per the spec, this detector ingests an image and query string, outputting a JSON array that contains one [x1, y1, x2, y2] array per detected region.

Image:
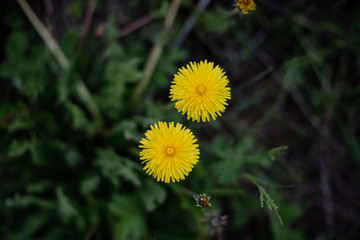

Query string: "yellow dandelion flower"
[[139, 121, 200, 183], [169, 60, 231, 122], [237, 0, 256, 14]]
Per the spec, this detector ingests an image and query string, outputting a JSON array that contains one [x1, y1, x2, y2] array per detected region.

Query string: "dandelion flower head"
[[170, 60, 231, 122], [139, 121, 200, 183], [237, 0, 256, 14], [193, 193, 212, 209]]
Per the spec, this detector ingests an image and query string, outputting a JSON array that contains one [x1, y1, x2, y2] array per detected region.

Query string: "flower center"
[[196, 85, 206, 96], [165, 147, 175, 156]]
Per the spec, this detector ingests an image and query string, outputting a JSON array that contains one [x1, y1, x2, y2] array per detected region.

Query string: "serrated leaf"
[[245, 174, 283, 226], [258, 186, 283, 226], [212, 136, 270, 185], [268, 145, 289, 161]]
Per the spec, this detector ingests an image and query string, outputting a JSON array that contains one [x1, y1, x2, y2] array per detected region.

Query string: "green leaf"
[[105, 16, 121, 41], [198, 5, 236, 33], [0, 61, 18, 78], [212, 136, 271, 185], [114, 120, 141, 141], [103, 42, 124, 58], [138, 179, 166, 212], [65, 148, 83, 167], [152, 48, 187, 89], [258, 186, 283, 226], [68, 0, 85, 19], [95, 149, 142, 187], [6, 31, 28, 60], [56, 187, 78, 221], [5, 194, 55, 209], [149, 1, 169, 19], [244, 174, 283, 226], [268, 145, 289, 161], [8, 139, 29, 157], [282, 57, 308, 90], [109, 195, 147, 240], [26, 181, 53, 194], [7, 115, 33, 132], [81, 175, 100, 195], [65, 102, 89, 130]]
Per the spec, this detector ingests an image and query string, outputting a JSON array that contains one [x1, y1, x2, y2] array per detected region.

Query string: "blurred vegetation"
[[1, 0, 360, 239]]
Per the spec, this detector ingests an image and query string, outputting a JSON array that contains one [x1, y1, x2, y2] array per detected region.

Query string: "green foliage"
[[198, 4, 237, 34], [95, 148, 141, 187], [258, 185, 283, 226], [211, 135, 271, 185], [1, 0, 359, 239], [108, 195, 147, 240], [268, 145, 289, 161]]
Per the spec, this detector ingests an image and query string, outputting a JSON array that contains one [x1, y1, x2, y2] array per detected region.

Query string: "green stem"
[[249, 82, 287, 131], [242, 173, 261, 188], [207, 188, 245, 196], [233, 66, 274, 94]]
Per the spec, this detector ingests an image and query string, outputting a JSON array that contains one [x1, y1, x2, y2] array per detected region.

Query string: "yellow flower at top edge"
[[237, 0, 256, 14], [139, 121, 200, 183], [169, 60, 231, 122]]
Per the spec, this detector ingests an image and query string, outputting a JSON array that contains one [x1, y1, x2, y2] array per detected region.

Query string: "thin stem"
[[17, 0, 69, 70], [17, 0, 102, 125], [0, 108, 27, 126], [207, 188, 245, 196], [121, 14, 152, 36], [78, 0, 98, 54], [249, 81, 287, 131], [132, 0, 182, 105], [171, 0, 212, 49], [233, 66, 274, 94]]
